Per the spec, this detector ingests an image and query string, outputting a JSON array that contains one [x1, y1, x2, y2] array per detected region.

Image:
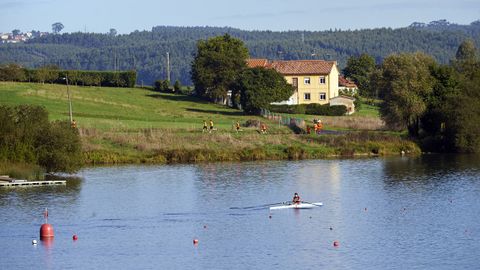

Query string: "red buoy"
[[73, 234, 78, 241], [40, 223, 54, 239], [333, 241, 340, 247], [193, 239, 199, 245], [39, 208, 54, 239]]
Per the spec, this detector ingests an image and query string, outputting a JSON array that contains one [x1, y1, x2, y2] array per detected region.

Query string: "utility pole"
[[166, 52, 170, 82], [65, 75, 73, 123]]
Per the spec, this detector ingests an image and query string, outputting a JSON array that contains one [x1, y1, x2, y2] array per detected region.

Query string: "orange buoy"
[[73, 234, 78, 241], [40, 223, 54, 239], [333, 241, 340, 247], [193, 239, 199, 245]]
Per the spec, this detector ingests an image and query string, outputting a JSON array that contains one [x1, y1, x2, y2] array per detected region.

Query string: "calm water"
[[1, 155, 479, 269]]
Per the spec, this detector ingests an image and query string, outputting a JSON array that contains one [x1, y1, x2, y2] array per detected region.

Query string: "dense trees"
[[1, 21, 478, 85], [0, 105, 82, 173], [237, 67, 294, 114], [373, 40, 480, 153], [343, 54, 376, 97], [443, 41, 480, 152], [191, 34, 249, 102], [377, 53, 435, 136]]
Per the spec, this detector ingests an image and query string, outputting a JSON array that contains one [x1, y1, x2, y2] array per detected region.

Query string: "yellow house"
[[247, 59, 339, 105]]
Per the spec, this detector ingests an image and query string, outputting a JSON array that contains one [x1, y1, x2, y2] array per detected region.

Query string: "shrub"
[[269, 103, 346, 116], [245, 119, 261, 127], [174, 80, 181, 92], [154, 79, 172, 92], [0, 105, 82, 173], [0, 63, 27, 81], [36, 121, 83, 173], [268, 104, 306, 114]]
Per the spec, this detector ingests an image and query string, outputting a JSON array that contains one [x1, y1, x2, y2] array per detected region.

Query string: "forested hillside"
[[0, 20, 479, 85]]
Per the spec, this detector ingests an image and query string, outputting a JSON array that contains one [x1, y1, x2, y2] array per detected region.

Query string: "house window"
[[319, 92, 326, 100], [304, 77, 311, 85], [319, 76, 326, 84], [304, 93, 311, 100]]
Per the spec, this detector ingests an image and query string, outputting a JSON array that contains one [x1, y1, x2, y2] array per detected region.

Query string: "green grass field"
[[0, 82, 417, 165], [356, 103, 380, 117], [0, 81, 275, 131]]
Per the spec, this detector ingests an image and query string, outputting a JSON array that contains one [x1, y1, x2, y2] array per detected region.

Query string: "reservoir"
[[1, 155, 479, 269]]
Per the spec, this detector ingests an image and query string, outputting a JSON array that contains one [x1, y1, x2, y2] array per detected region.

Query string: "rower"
[[292, 193, 301, 204]]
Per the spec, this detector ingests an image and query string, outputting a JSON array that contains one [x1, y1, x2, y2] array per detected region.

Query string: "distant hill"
[[0, 20, 479, 85]]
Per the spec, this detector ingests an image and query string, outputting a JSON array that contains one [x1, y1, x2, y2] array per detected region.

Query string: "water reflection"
[[0, 176, 82, 223], [384, 154, 480, 181]]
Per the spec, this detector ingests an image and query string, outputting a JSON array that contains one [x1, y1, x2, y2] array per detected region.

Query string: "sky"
[[0, 0, 479, 34]]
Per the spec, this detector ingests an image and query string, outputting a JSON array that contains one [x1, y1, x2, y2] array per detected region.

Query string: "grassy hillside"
[[0, 81, 263, 131], [0, 82, 419, 165]]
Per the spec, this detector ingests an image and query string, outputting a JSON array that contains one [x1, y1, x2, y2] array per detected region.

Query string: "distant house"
[[330, 95, 356, 115], [338, 76, 358, 95], [247, 59, 339, 105]]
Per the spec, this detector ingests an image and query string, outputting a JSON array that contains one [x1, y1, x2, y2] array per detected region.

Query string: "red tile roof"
[[246, 59, 335, 75], [271, 60, 335, 75], [338, 76, 358, 88], [246, 58, 270, 68]]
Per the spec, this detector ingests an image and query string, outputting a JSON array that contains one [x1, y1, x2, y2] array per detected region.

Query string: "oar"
[[230, 201, 289, 210], [301, 201, 323, 207]]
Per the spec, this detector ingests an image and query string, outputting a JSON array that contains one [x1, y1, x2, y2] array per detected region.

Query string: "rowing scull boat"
[[269, 202, 323, 210]]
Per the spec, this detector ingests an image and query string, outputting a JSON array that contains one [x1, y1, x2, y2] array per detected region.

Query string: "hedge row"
[[268, 103, 347, 116], [0, 63, 137, 88]]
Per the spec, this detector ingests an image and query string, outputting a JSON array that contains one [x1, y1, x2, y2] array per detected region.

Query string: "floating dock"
[[0, 175, 66, 187]]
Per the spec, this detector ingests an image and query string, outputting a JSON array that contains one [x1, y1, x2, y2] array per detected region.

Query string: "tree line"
[[0, 21, 479, 85], [344, 40, 480, 153], [0, 64, 137, 87]]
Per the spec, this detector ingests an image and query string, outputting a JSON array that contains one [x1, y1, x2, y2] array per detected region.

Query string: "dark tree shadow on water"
[[186, 108, 244, 116]]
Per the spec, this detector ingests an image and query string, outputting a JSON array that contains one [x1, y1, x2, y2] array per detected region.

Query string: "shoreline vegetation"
[[80, 128, 420, 165], [0, 82, 420, 177]]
